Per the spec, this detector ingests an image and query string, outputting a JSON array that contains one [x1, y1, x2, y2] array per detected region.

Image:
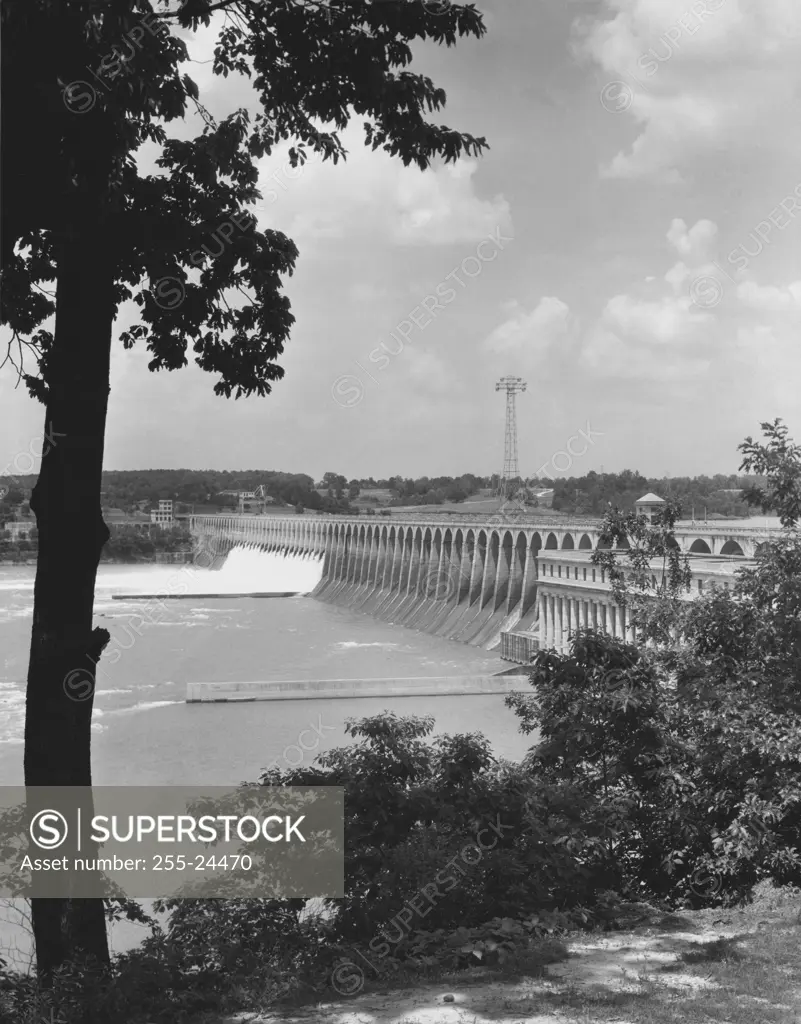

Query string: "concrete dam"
[[188, 513, 774, 654], [190, 512, 542, 651]]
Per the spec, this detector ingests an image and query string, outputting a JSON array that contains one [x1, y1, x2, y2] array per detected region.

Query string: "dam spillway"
[[190, 512, 545, 652], [188, 513, 774, 655]]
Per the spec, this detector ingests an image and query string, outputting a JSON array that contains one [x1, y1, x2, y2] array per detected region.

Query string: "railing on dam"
[[189, 510, 781, 537], [187, 512, 782, 657]]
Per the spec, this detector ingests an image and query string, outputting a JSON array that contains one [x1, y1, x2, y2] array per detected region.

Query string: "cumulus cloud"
[[579, 216, 720, 378], [602, 292, 711, 343], [254, 127, 511, 248], [577, 0, 801, 179], [666, 218, 717, 262], [737, 279, 801, 311], [483, 297, 574, 360], [581, 325, 711, 379]]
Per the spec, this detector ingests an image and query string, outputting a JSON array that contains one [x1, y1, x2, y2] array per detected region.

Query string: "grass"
[[536, 920, 801, 1024], [251, 884, 801, 1023]]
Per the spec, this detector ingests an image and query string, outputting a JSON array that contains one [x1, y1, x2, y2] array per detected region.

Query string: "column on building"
[[542, 594, 549, 648], [560, 596, 568, 652], [550, 596, 557, 651], [539, 593, 547, 649]]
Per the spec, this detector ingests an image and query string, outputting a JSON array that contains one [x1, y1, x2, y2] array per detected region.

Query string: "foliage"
[[739, 418, 801, 527], [547, 422, 801, 903], [591, 497, 692, 647], [3, 0, 488, 394], [257, 711, 642, 945], [4, 0, 491, 970], [4, 426, 798, 1005], [548, 469, 760, 518], [0, 465, 772, 517], [101, 524, 193, 561], [507, 632, 702, 901]]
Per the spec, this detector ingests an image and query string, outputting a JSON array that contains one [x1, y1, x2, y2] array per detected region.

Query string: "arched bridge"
[[189, 513, 778, 652]]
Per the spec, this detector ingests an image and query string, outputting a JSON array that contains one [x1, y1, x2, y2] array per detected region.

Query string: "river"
[[0, 552, 533, 785], [0, 552, 535, 965]]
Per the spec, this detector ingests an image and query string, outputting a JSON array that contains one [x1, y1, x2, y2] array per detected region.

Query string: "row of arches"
[[192, 515, 760, 566], [189, 515, 766, 653]]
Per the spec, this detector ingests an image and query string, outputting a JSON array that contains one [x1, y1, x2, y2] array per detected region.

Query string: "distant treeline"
[[0, 524, 193, 563], [550, 470, 761, 518], [100, 525, 194, 563], [0, 471, 494, 513], [1, 468, 764, 518]]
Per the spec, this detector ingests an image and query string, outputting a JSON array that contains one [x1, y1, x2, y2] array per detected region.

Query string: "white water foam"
[[335, 641, 398, 650], [107, 545, 324, 597], [0, 548, 323, 744], [215, 546, 324, 594]]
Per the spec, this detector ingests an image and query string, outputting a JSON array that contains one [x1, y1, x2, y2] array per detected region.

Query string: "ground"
[[218, 887, 801, 1024]]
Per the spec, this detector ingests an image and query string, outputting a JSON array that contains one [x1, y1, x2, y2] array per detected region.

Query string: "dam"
[[188, 512, 776, 657]]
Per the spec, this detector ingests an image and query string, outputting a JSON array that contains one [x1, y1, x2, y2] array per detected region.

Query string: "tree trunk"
[[24, 175, 116, 975]]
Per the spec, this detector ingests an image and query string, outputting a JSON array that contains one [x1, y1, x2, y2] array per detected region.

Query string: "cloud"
[[579, 216, 719, 378], [580, 325, 712, 379], [255, 127, 511, 248], [483, 297, 574, 360], [737, 279, 801, 311], [175, 13, 512, 248], [666, 217, 717, 263], [577, 0, 801, 179], [602, 291, 711, 343]]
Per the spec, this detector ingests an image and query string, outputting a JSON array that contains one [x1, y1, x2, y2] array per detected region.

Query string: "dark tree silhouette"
[[1, 0, 487, 972]]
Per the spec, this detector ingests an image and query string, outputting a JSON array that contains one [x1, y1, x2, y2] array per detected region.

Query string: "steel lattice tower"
[[495, 376, 527, 501]]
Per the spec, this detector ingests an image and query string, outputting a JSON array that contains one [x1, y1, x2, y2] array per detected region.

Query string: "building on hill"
[[150, 500, 174, 526], [635, 492, 665, 523], [104, 509, 153, 531], [354, 488, 395, 505]]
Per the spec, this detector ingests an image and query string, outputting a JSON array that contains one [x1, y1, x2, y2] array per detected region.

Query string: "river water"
[[0, 552, 535, 965], [0, 551, 533, 785]]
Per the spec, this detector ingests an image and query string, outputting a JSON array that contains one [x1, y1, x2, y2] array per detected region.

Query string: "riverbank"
[[0, 555, 194, 565], [223, 881, 801, 1024]]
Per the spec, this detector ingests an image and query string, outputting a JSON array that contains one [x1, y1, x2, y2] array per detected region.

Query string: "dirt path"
[[222, 903, 801, 1024]]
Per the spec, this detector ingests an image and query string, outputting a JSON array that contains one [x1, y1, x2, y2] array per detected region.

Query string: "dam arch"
[[189, 512, 775, 658]]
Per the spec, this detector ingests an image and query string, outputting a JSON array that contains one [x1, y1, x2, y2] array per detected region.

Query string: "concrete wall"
[[187, 675, 525, 702]]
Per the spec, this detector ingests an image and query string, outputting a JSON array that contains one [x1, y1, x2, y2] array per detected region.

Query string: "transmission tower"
[[495, 376, 527, 503]]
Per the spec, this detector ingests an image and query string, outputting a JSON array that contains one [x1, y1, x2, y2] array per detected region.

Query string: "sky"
[[2, 0, 800, 483]]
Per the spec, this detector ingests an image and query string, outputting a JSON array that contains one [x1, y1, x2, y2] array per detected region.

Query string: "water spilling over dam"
[[191, 513, 541, 651], [190, 513, 775, 655]]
